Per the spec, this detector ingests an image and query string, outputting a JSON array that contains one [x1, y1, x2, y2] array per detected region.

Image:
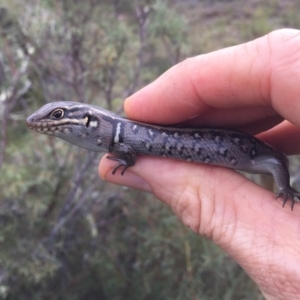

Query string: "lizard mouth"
[[26, 116, 49, 132], [26, 121, 35, 130]]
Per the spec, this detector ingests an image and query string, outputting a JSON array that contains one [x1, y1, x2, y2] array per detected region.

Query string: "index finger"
[[125, 29, 300, 130]]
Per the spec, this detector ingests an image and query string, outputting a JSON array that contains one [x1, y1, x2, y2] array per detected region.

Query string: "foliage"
[[0, 0, 300, 299]]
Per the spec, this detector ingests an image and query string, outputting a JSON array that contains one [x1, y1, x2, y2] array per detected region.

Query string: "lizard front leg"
[[107, 143, 137, 175]]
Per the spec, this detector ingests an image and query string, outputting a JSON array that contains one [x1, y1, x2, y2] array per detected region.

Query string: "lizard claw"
[[106, 156, 129, 175], [276, 186, 300, 210]]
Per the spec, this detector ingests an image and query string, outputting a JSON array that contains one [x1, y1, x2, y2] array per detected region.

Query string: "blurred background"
[[1, 0, 300, 299]]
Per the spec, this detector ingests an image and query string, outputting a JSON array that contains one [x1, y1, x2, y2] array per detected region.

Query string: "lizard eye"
[[51, 109, 64, 119]]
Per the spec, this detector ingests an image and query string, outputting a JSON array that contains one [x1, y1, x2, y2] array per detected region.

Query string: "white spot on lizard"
[[114, 122, 122, 143], [89, 120, 98, 128]]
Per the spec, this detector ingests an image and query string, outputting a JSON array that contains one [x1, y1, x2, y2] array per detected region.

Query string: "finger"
[[99, 155, 300, 298], [125, 29, 300, 128], [181, 108, 283, 135], [100, 155, 279, 230], [100, 155, 300, 236], [238, 114, 283, 135], [258, 121, 300, 155], [180, 106, 281, 129]]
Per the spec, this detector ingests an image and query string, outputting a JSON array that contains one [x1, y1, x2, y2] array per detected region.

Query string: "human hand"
[[99, 29, 300, 299]]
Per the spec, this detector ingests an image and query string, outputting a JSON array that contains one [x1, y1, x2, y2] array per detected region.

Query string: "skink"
[[26, 101, 300, 209]]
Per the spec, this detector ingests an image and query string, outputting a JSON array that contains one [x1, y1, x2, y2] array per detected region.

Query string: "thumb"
[[99, 155, 278, 235], [99, 155, 300, 297]]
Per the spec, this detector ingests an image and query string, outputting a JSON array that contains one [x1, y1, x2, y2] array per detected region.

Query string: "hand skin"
[[99, 29, 300, 299]]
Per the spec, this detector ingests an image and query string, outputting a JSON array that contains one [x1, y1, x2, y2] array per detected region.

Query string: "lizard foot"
[[276, 186, 300, 210]]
